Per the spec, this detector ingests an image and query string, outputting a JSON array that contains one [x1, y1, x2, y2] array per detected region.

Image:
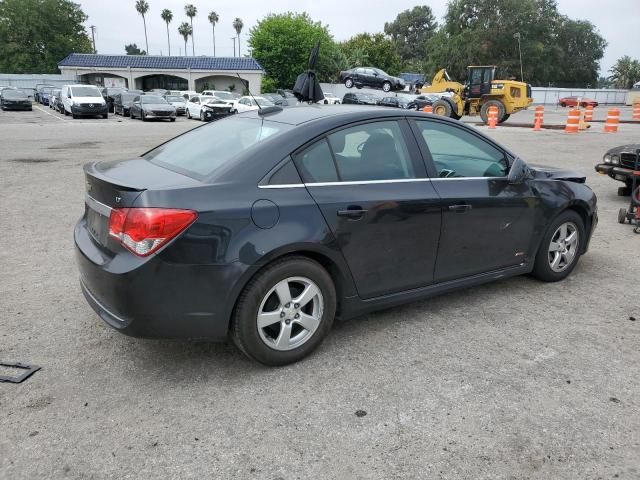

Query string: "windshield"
[[3, 89, 29, 99], [166, 96, 184, 102], [71, 86, 102, 97], [145, 117, 292, 178], [213, 91, 234, 100], [141, 95, 167, 104]]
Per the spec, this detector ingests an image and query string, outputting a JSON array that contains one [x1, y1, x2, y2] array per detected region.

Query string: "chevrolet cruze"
[[75, 105, 597, 365]]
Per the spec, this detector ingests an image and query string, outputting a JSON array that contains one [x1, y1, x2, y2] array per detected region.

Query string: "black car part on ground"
[[75, 106, 597, 365], [0, 362, 41, 383]]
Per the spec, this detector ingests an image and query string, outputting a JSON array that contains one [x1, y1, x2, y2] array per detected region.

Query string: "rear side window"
[[294, 139, 338, 183], [145, 117, 292, 178], [327, 121, 415, 181]]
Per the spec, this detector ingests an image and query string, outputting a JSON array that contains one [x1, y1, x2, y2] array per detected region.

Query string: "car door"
[[292, 119, 442, 299], [130, 96, 141, 117], [411, 119, 537, 282], [187, 96, 199, 116]]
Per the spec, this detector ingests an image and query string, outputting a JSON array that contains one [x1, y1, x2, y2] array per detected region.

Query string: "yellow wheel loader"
[[420, 66, 533, 124]]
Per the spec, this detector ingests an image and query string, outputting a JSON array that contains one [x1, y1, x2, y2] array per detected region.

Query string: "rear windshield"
[[71, 86, 102, 97], [166, 96, 184, 102], [145, 117, 292, 178], [213, 91, 234, 100], [3, 89, 29, 98], [141, 95, 166, 104]]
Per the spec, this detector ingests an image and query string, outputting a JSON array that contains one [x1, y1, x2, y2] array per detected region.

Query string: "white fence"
[[0, 73, 78, 89], [531, 87, 628, 105]]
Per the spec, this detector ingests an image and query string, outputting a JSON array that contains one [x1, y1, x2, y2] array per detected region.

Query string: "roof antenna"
[[235, 73, 282, 116]]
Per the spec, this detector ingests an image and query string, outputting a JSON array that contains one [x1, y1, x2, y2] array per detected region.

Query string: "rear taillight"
[[108, 208, 197, 256]]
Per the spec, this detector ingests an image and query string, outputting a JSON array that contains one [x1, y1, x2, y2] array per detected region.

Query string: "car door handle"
[[448, 204, 473, 213], [337, 208, 368, 218]]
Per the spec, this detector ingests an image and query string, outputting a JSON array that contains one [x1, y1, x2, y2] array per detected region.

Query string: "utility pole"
[[90, 25, 97, 54], [231, 37, 236, 57], [514, 32, 523, 82]]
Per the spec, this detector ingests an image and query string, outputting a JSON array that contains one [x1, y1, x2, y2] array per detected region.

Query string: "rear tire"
[[230, 256, 336, 366], [618, 208, 628, 224], [344, 78, 354, 89], [532, 210, 584, 282], [382, 81, 391, 93], [480, 100, 506, 124]]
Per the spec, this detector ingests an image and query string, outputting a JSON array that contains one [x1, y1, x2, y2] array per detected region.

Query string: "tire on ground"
[[531, 210, 585, 282], [432, 99, 454, 118], [230, 256, 336, 366], [480, 99, 507, 124]]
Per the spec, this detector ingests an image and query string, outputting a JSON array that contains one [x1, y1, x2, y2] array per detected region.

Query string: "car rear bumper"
[[1, 103, 32, 110], [74, 219, 243, 340], [595, 163, 635, 183]]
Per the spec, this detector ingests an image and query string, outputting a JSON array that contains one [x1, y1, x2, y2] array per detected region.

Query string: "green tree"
[[178, 21, 192, 57], [425, 0, 606, 87], [384, 5, 437, 70], [185, 4, 197, 56], [135, 0, 150, 54], [608, 55, 640, 89], [0, 0, 92, 73], [340, 33, 402, 76], [161, 9, 173, 56], [249, 12, 343, 88], [125, 43, 146, 55], [208, 11, 219, 56], [233, 18, 244, 57]]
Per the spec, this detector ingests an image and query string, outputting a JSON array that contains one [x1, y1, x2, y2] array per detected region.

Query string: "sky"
[[81, 0, 640, 76]]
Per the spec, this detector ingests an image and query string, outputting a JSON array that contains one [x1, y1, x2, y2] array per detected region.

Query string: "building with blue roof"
[[57, 54, 265, 93]]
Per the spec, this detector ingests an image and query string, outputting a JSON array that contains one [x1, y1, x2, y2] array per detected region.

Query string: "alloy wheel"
[[256, 276, 324, 351], [548, 222, 579, 272]]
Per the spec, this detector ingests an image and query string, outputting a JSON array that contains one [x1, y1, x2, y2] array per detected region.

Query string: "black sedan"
[[406, 94, 440, 111], [595, 145, 639, 196], [0, 88, 32, 111], [339, 67, 405, 92], [75, 106, 597, 365], [342, 92, 379, 105], [377, 96, 411, 109], [129, 95, 176, 121]]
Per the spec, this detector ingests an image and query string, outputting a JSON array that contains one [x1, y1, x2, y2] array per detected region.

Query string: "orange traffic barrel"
[[565, 109, 580, 134], [533, 105, 544, 131], [604, 108, 620, 133], [422, 105, 433, 114], [633, 102, 640, 121], [584, 105, 594, 122], [487, 106, 498, 129]]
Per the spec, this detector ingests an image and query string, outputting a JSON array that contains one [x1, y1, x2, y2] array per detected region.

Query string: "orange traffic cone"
[[533, 105, 544, 131], [487, 106, 498, 129], [633, 102, 640, 121], [422, 105, 433, 114], [584, 105, 594, 122], [604, 108, 620, 133], [565, 109, 580, 134]]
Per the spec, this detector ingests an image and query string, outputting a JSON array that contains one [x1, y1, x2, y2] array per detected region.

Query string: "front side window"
[[416, 121, 507, 178]]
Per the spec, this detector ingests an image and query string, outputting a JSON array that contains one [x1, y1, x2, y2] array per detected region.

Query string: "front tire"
[[532, 210, 584, 282], [230, 256, 336, 366], [186, 109, 191, 119]]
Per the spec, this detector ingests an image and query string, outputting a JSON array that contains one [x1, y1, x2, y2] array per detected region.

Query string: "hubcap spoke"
[[558, 224, 568, 241], [275, 323, 292, 349], [550, 252, 562, 270], [293, 284, 319, 309], [296, 313, 320, 332], [257, 310, 282, 329], [274, 280, 292, 305], [565, 231, 577, 246]]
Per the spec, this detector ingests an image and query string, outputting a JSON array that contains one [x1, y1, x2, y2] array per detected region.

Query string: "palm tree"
[[208, 11, 219, 56], [609, 55, 640, 89], [135, 0, 150, 54], [161, 9, 173, 56], [232, 18, 243, 57], [178, 22, 192, 57], [185, 4, 197, 56]]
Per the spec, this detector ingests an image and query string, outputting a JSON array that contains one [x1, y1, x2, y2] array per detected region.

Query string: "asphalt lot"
[[1, 104, 639, 480]]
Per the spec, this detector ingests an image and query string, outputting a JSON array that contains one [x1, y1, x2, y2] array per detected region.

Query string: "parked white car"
[[231, 96, 275, 113], [61, 84, 108, 119], [317, 92, 341, 105], [186, 95, 233, 121]]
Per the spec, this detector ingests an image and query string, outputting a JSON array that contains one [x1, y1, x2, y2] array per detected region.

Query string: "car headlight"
[[604, 154, 611, 163], [611, 155, 620, 165]]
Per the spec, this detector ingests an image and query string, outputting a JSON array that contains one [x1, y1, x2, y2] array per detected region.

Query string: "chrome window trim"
[[85, 194, 112, 216], [257, 176, 511, 189]]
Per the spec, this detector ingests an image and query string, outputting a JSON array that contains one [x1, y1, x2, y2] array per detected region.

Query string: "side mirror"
[[508, 156, 529, 184]]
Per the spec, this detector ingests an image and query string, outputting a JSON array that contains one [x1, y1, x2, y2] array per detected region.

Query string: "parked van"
[[61, 84, 108, 119]]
